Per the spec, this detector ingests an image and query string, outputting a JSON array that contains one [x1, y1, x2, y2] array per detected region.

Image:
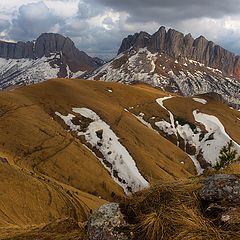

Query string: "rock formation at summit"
[[118, 26, 240, 78]]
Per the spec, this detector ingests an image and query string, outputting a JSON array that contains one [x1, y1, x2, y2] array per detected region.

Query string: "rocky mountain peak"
[[117, 31, 151, 55], [118, 26, 240, 78], [149, 26, 166, 52], [0, 33, 102, 70], [157, 26, 166, 32], [165, 28, 184, 58], [34, 33, 67, 58], [0, 33, 104, 89]]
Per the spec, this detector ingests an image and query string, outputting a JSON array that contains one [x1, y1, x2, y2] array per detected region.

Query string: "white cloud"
[[44, 0, 79, 17], [7, 1, 62, 40]]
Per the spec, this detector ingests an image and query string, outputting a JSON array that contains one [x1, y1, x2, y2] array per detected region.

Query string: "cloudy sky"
[[0, 0, 240, 59]]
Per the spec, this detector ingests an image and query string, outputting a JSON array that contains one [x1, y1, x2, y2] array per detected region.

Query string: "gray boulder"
[[200, 174, 240, 226], [200, 174, 240, 203], [87, 203, 131, 240]]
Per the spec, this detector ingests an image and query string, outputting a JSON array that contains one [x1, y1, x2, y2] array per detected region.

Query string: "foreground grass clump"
[[120, 179, 240, 240]]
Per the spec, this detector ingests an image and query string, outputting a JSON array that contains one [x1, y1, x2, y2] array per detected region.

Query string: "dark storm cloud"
[[89, 0, 240, 23], [57, 0, 124, 58], [73, 30, 122, 59]]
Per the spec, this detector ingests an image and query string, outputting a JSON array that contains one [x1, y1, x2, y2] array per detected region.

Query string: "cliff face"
[[0, 33, 101, 71], [0, 33, 105, 90], [0, 41, 34, 59], [118, 26, 240, 78]]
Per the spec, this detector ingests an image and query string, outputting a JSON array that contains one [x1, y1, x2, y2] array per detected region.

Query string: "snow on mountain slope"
[[156, 96, 178, 138], [0, 55, 59, 89], [0, 33, 104, 90], [193, 110, 240, 165], [56, 107, 149, 193], [0, 53, 86, 90], [128, 95, 240, 173], [193, 98, 207, 104], [89, 48, 240, 108]]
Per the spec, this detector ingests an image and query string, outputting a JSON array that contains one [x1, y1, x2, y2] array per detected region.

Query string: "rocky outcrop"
[[118, 26, 240, 78], [183, 33, 194, 56], [200, 174, 240, 203], [34, 33, 65, 58], [87, 203, 131, 240], [200, 174, 240, 226], [149, 26, 166, 52], [0, 33, 106, 89], [118, 32, 151, 55], [0, 33, 102, 71]]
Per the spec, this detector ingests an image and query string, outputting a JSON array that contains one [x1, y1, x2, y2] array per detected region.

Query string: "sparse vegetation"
[[215, 140, 240, 170], [120, 180, 240, 240]]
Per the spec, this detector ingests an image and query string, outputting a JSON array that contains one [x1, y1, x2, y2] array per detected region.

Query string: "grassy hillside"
[[0, 78, 239, 238]]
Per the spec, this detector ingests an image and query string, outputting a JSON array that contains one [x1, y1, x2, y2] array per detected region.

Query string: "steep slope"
[[0, 33, 103, 90], [89, 27, 240, 108]]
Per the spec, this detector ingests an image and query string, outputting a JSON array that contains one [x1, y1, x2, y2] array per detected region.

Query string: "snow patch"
[[156, 96, 178, 137], [193, 98, 207, 104], [55, 108, 149, 193], [193, 110, 240, 165], [188, 155, 204, 174], [154, 97, 240, 173]]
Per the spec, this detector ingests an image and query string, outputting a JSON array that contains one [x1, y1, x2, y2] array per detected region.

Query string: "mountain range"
[[0, 33, 103, 89], [118, 26, 240, 77], [0, 27, 239, 109], [90, 26, 240, 108]]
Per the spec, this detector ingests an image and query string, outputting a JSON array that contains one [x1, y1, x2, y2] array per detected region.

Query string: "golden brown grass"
[[0, 161, 105, 239], [0, 78, 196, 199], [221, 162, 240, 175], [120, 179, 240, 240], [3, 218, 88, 240], [0, 79, 239, 239]]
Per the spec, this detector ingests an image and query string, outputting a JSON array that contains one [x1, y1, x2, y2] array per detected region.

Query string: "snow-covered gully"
[[155, 96, 178, 138], [154, 97, 240, 173], [56, 108, 149, 193], [193, 110, 240, 165], [155, 96, 204, 174]]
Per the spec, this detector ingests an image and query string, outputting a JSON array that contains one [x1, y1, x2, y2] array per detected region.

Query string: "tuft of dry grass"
[[120, 179, 240, 240]]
